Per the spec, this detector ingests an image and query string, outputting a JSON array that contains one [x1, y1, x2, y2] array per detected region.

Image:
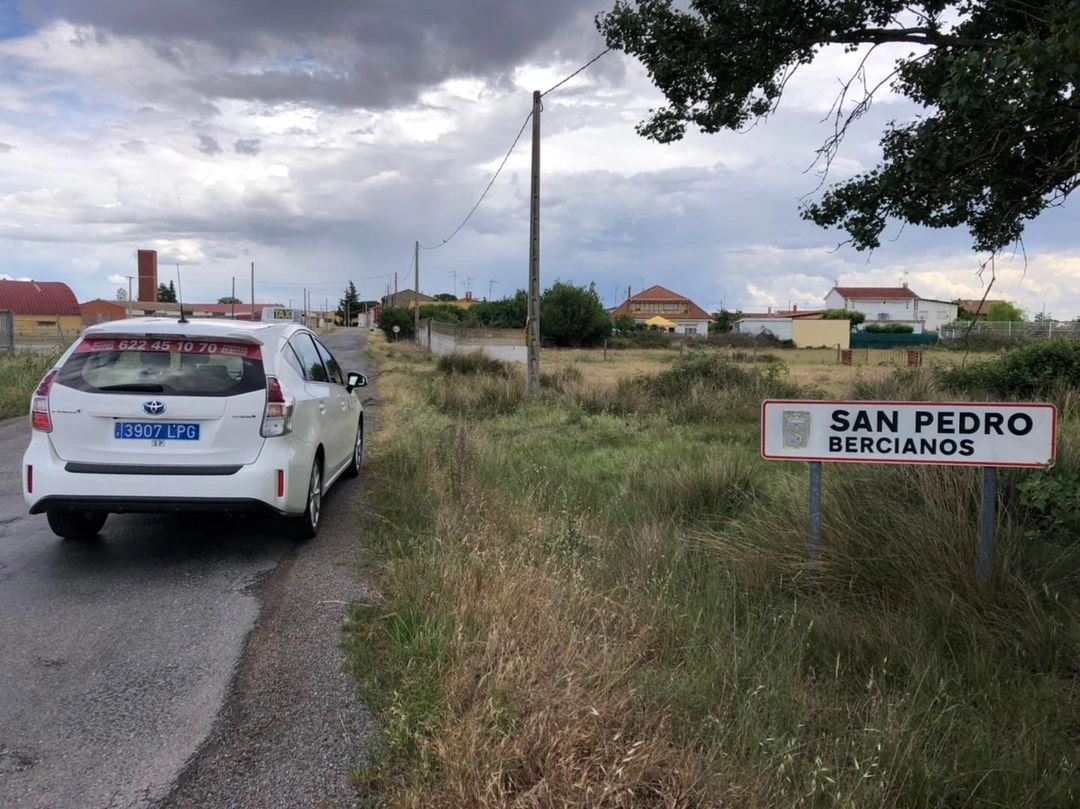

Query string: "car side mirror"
[[346, 371, 367, 391]]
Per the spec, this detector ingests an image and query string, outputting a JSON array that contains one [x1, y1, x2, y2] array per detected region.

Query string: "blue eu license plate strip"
[[114, 422, 200, 440]]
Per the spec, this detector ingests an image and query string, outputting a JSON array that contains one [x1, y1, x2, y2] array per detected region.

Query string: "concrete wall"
[[422, 319, 527, 363], [792, 319, 850, 349], [735, 318, 793, 340]]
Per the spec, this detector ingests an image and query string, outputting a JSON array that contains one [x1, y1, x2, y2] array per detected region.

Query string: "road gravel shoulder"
[[159, 335, 380, 809]]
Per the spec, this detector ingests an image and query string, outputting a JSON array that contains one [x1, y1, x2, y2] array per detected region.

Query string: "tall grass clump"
[[642, 351, 801, 423], [849, 367, 941, 401], [435, 351, 513, 378], [429, 352, 525, 417], [0, 351, 58, 420]]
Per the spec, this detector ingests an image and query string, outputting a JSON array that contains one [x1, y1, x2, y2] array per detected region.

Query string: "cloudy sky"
[[0, 0, 1077, 318]]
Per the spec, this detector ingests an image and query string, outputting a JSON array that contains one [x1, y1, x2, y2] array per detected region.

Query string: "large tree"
[[158, 281, 177, 303], [597, 1, 1080, 252], [337, 281, 361, 325], [540, 282, 612, 348]]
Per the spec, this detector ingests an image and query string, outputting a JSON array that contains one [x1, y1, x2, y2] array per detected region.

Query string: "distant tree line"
[[377, 282, 611, 348]]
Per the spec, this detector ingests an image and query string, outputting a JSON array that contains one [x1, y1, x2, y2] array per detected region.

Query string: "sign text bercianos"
[[761, 401, 1056, 468]]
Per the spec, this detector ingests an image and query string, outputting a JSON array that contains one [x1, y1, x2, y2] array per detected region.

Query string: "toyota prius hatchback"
[[22, 317, 367, 541]]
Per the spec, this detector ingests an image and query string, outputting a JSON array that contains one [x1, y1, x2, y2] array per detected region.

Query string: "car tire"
[[344, 419, 363, 479], [289, 456, 323, 541], [47, 511, 107, 541]]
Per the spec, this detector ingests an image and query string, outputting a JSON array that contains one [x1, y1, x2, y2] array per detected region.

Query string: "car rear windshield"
[[56, 338, 266, 397]]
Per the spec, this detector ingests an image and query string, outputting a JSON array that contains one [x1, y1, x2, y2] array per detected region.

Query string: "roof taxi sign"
[[762, 400, 1056, 468]]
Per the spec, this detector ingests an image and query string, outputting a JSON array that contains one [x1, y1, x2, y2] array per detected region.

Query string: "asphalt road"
[[0, 328, 378, 809]]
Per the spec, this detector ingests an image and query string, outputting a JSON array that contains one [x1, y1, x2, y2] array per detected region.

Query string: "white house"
[[825, 284, 957, 331]]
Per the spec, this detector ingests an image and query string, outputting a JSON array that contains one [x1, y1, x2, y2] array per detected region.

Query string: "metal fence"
[[12, 317, 79, 352], [0, 309, 12, 351], [940, 321, 1080, 342]]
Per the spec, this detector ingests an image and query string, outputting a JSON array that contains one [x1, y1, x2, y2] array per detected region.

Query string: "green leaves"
[[599, 1, 1080, 252]]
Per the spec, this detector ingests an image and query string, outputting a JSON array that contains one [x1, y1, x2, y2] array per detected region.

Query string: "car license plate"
[[114, 422, 200, 440]]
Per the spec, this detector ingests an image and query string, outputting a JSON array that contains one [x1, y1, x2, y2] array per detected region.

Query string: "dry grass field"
[[540, 344, 989, 398], [348, 337, 1079, 808]]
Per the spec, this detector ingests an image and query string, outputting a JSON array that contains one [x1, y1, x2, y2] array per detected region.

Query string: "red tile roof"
[[0, 280, 80, 316], [609, 285, 712, 321], [955, 298, 1005, 316], [831, 286, 918, 300]]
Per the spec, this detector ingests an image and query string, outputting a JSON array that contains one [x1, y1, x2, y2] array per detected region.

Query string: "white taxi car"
[[23, 317, 367, 541]]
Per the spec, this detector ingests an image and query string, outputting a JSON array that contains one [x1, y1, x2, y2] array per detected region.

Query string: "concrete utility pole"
[[449, 269, 457, 297], [526, 89, 542, 397], [414, 240, 420, 344], [250, 261, 255, 321], [231, 277, 236, 319], [123, 275, 134, 318]]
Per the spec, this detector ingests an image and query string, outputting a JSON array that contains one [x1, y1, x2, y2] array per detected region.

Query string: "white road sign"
[[762, 400, 1056, 468]]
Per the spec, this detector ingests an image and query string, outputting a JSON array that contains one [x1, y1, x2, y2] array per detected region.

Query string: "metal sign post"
[[808, 461, 822, 568]]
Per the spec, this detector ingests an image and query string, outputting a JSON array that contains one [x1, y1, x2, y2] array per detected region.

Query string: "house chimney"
[[902, 281, 908, 288], [793, 304, 798, 312], [465, 290, 473, 302], [767, 306, 772, 315], [137, 249, 158, 302]]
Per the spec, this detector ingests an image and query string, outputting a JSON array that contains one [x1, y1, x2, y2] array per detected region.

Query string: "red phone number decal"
[[76, 339, 261, 359]]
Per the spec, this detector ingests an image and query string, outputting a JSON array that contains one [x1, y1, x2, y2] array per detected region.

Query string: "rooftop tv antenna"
[[176, 264, 189, 324]]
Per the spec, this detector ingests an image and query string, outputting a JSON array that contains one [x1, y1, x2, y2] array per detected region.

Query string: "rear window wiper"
[[97, 383, 166, 393]]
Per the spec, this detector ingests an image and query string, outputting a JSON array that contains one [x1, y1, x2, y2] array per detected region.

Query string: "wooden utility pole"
[[250, 261, 255, 320], [231, 277, 236, 319], [526, 90, 542, 397], [414, 240, 420, 344]]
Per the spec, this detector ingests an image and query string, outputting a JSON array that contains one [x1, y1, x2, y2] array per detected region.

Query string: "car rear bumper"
[[23, 433, 312, 517], [29, 496, 287, 516]]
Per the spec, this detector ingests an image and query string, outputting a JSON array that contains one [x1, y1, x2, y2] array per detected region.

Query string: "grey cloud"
[[234, 138, 261, 155], [28, 0, 606, 108], [0, 142, 14, 152], [196, 134, 221, 155]]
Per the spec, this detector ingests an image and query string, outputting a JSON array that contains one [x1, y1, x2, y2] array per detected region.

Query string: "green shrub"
[[607, 330, 670, 349], [435, 351, 512, 378], [0, 351, 59, 420], [1017, 467, 1080, 544], [864, 322, 915, 333], [937, 340, 1080, 398], [377, 306, 415, 340]]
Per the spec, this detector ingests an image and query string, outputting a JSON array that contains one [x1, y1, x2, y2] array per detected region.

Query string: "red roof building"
[[0, 280, 80, 316], [828, 286, 918, 301], [609, 285, 713, 336]]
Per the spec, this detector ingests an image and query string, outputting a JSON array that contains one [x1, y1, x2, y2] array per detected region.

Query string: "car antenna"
[[176, 264, 189, 324]]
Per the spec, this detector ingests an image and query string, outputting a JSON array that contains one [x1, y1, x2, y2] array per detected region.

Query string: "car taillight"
[[261, 376, 294, 437], [30, 369, 58, 432]]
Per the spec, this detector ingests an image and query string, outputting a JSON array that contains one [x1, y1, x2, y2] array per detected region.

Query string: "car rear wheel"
[[289, 457, 323, 541], [47, 511, 107, 541], [344, 419, 363, 479]]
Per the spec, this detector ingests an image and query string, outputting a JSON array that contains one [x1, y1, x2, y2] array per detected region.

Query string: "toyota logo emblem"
[[143, 400, 166, 416]]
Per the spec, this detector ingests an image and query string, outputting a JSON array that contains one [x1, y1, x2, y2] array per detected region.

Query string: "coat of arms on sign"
[[782, 411, 810, 448]]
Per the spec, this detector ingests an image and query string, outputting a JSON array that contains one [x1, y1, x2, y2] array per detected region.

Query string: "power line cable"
[[420, 110, 533, 250], [541, 48, 611, 97], [417, 47, 611, 251]]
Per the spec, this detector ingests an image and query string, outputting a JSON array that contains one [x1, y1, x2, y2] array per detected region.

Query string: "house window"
[[877, 313, 889, 320], [684, 326, 697, 335]]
